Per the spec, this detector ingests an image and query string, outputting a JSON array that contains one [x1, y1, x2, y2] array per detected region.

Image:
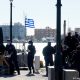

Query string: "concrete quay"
[[0, 68, 48, 80]]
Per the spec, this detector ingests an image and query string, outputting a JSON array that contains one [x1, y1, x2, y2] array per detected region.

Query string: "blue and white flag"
[[25, 18, 35, 28]]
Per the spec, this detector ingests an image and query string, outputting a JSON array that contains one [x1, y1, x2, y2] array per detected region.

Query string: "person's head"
[[48, 42, 51, 46], [75, 32, 78, 37], [68, 32, 71, 36], [7, 40, 11, 45], [28, 40, 33, 45]]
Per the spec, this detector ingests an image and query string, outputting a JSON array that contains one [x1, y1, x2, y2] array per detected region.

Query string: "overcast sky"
[[0, 0, 80, 34]]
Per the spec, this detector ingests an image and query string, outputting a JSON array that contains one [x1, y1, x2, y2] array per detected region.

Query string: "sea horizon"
[[4, 42, 56, 63]]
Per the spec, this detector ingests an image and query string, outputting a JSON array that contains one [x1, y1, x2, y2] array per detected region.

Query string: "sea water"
[[4, 43, 56, 63]]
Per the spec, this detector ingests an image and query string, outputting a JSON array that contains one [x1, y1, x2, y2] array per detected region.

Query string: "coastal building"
[[75, 28, 80, 34], [34, 27, 56, 42], [0, 22, 26, 42]]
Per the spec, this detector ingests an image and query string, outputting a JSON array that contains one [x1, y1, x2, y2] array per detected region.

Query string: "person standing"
[[64, 32, 72, 51], [6, 40, 20, 75], [27, 40, 36, 74], [42, 42, 54, 76]]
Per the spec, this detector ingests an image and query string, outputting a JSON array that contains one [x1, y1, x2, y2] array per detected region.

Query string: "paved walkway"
[[0, 68, 48, 80]]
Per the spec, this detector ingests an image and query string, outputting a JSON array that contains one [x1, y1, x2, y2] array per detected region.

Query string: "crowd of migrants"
[[62, 32, 80, 76], [0, 32, 80, 77]]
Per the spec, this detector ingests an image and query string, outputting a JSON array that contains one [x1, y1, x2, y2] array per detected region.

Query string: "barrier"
[[48, 66, 55, 80], [17, 53, 28, 67], [34, 56, 40, 72], [63, 69, 79, 80]]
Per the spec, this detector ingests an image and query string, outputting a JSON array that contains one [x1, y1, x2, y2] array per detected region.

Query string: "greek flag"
[[25, 18, 35, 28]]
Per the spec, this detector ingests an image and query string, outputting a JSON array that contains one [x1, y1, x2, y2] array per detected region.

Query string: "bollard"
[[63, 69, 79, 80], [48, 66, 55, 80], [34, 56, 40, 73]]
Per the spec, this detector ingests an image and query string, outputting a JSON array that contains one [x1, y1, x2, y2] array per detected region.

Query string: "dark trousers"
[[9, 57, 20, 75], [8, 58, 14, 74], [45, 57, 54, 75], [28, 55, 34, 73]]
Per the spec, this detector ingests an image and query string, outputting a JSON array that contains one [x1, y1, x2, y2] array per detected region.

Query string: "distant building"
[[13, 23, 26, 41], [0, 24, 56, 42], [0, 25, 10, 41], [0, 22, 26, 42], [34, 27, 56, 42], [75, 28, 80, 34]]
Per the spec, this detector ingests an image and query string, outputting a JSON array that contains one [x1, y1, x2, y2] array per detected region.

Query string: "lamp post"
[[55, 0, 62, 80], [9, 0, 13, 43]]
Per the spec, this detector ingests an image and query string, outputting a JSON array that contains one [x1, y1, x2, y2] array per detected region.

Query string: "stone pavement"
[[0, 68, 48, 80]]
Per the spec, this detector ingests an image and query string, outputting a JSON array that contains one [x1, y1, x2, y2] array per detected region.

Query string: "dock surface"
[[0, 68, 48, 80]]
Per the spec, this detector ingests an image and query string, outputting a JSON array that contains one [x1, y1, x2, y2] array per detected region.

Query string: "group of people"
[[0, 39, 55, 77], [62, 32, 80, 76], [0, 40, 20, 75], [0, 40, 36, 76], [27, 32, 80, 77], [27, 41, 55, 77], [1, 32, 80, 77]]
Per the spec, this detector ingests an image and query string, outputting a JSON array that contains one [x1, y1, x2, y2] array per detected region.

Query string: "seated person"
[[0, 52, 9, 74]]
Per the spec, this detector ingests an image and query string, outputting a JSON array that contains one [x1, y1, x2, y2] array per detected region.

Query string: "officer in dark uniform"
[[6, 40, 20, 75], [27, 40, 36, 74], [43, 42, 54, 76]]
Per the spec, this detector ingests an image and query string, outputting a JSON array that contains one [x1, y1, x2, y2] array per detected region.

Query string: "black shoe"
[[43, 74, 48, 77], [28, 72, 31, 75], [46, 74, 48, 77], [18, 72, 20, 75], [9, 72, 14, 75], [46, 73, 48, 77]]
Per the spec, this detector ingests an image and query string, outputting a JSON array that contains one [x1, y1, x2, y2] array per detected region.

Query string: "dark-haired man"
[[6, 40, 20, 75], [43, 42, 54, 76], [27, 40, 36, 74]]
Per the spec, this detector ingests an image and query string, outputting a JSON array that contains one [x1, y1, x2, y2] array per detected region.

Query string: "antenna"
[[68, 18, 70, 28]]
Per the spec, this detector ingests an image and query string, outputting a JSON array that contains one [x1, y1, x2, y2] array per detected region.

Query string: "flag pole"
[[25, 16, 27, 36]]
